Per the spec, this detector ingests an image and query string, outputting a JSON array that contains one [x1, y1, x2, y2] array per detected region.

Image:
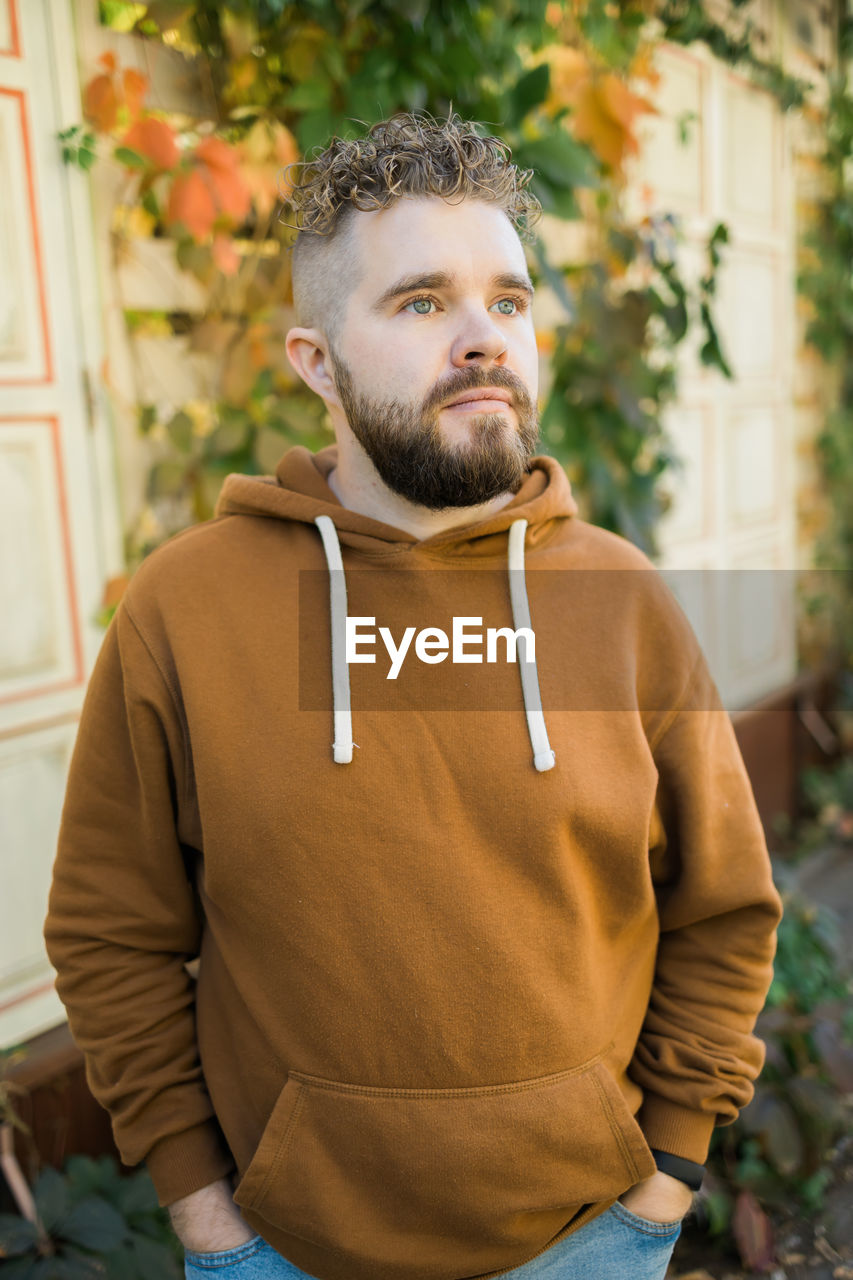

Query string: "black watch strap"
[[650, 1148, 705, 1191]]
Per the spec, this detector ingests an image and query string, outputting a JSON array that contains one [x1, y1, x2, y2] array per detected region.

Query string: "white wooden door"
[[624, 2, 819, 710], [0, 0, 121, 1048]]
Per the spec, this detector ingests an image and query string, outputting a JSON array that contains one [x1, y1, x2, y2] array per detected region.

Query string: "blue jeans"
[[183, 1203, 682, 1279]]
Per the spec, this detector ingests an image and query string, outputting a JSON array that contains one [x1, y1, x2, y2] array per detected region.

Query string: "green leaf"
[[128, 1231, 182, 1277], [0, 1212, 39, 1256], [297, 110, 339, 157], [98, 1, 146, 31], [147, 460, 187, 499], [35, 1250, 105, 1279], [33, 1167, 70, 1233], [285, 79, 331, 112], [166, 410, 194, 453], [507, 63, 550, 121], [531, 238, 577, 321], [137, 404, 157, 436], [59, 1196, 126, 1253], [141, 190, 160, 219], [114, 147, 148, 170], [0, 1255, 39, 1279], [174, 240, 214, 284], [515, 131, 599, 191], [531, 177, 581, 220], [113, 1173, 158, 1219], [207, 419, 250, 456], [63, 1156, 107, 1204]]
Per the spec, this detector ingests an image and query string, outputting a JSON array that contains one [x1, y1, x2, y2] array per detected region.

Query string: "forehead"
[[347, 196, 529, 296]]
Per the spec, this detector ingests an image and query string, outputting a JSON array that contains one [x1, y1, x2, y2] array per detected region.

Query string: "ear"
[[285, 327, 342, 408]]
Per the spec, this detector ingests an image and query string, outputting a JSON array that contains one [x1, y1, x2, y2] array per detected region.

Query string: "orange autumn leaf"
[[195, 135, 241, 174], [167, 168, 217, 240], [249, 329, 269, 369], [542, 45, 590, 115], [195, 136, 252, 223], [167, 137, 253, 242], [572, 73, 657, 176], [600, 73, 657, 133], [85, 58, 150, 134], [629, 42, 662, 90], [238, 119, 300, 215], [122, 67, 149, 119], [123, 117, 180, 170], [212, 234, 241, 276], [84, 73, 119, 132]]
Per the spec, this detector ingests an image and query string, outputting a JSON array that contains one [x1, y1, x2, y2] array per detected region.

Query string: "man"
[[44, 112, 782, 1280]]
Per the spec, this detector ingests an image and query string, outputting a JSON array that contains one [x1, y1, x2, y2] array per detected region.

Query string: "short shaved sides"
[[285, 110, 542, 345]]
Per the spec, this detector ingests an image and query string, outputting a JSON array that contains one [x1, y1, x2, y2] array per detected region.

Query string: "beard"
[[329, 348, 540, 510]]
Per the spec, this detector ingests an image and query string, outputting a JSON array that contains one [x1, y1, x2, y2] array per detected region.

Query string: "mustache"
[[423, 367, 531, 413]]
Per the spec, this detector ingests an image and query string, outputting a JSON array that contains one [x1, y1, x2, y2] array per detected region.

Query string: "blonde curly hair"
[[286, 110, 542, 341]]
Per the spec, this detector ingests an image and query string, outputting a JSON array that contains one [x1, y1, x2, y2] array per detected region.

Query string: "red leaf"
[[98, 51, 117, 73], [122, 68, 149, 120], [123, 118, 179, 171], [195, 135, 238, 174], [732, 1190, 775, 1272], [84, 73, 118, 132], [167, 170, 217, 241], [196, 136, 251, 223], [208, 168, 251, 223]]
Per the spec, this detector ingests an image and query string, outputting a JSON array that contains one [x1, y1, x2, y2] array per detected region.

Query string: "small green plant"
[[800, 756, 853, 847], [709, 890, 853, 1215], [0, 1154, 183, 1279]]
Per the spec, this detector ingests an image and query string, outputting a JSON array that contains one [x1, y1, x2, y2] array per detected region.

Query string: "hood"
[[214, 444, 578, 558], [215, 444, 578, 773]]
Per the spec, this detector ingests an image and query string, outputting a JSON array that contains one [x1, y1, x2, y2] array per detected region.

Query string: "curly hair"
[[286, 111, 542, 342], [284, 110, 541, 242]]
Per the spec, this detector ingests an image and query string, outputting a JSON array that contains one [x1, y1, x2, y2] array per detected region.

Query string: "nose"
[[449, 307, 509, 368]]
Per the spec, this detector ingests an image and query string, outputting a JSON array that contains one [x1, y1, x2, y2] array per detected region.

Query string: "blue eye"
[[402, 294, 525, 316], [406, 297, 436, 315]]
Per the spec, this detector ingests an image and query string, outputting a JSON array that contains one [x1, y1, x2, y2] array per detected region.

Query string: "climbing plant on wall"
[[66, 0, 816, 602], [795, 54, 853, 673]]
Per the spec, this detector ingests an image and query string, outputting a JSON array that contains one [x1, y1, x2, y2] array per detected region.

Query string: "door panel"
[[0, 0, 119, 1047]]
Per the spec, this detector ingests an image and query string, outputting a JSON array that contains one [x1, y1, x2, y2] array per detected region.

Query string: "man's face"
[[327, 196, 541, 509]]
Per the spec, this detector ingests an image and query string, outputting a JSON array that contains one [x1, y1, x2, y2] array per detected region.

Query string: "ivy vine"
[[71, 0, 840, 589]]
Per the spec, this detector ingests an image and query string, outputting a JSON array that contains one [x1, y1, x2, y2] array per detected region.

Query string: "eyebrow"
[[371, 270, 535, 313]]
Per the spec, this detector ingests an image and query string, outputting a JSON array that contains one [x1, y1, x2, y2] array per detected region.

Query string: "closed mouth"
[[445, 390, 514, 408]]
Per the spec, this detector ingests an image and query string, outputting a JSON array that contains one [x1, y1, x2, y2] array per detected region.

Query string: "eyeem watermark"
[[346, 616, 536, 680]]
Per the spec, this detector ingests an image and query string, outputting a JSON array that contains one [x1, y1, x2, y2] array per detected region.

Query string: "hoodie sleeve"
[[43, 599, 236, 1207], [630, 649, 783, 1166]]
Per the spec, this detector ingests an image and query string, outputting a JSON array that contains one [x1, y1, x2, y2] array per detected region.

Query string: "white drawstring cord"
[[314, 515, 354, 764], [508, 519, 556, 772], [314, 514, 555, 772]]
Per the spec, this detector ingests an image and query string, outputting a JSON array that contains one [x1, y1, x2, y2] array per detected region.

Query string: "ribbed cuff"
[[144, 1119, 237, 1208], [637, 1093, 717, 1164]]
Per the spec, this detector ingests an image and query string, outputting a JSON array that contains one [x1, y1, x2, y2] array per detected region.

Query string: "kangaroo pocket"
[[232, 1048, 656, 1278]]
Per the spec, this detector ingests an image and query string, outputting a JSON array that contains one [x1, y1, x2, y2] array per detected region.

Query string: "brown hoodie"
[[44, 445, 782, 1280]]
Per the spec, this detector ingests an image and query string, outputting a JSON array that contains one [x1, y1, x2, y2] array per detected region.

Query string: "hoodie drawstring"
[[314, 515, 355, 763], [507, 520, 556, 772], [314, 515, 555, 773]]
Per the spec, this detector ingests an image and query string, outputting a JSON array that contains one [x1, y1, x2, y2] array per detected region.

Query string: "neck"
[[326, 431, 516, 541]]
